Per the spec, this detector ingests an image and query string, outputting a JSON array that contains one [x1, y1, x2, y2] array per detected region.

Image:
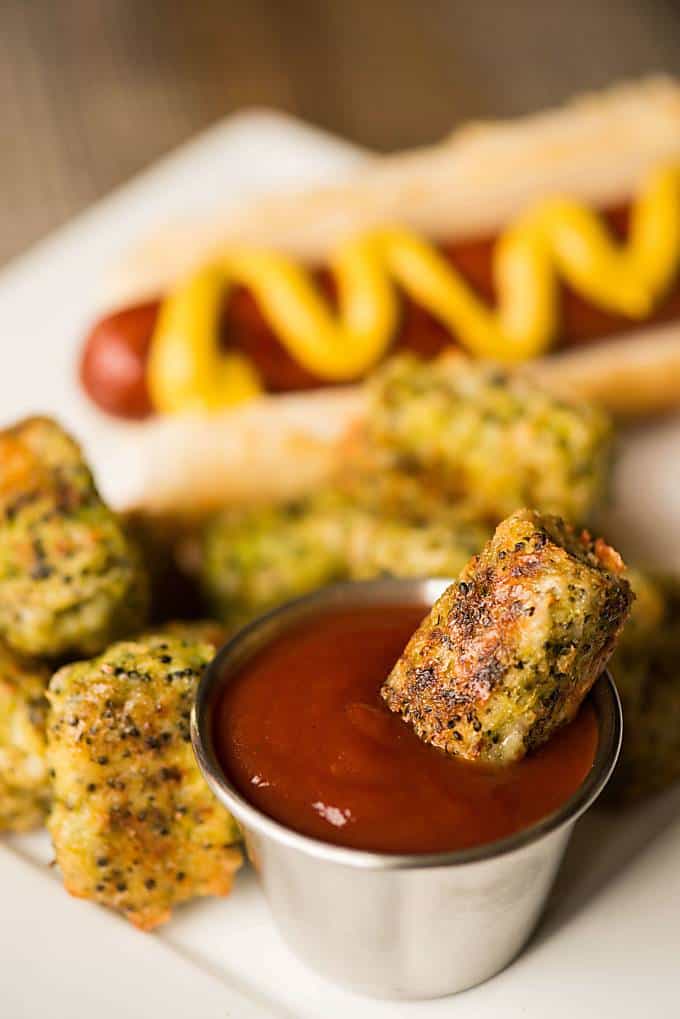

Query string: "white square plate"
[[1, 111, 679, 1017]]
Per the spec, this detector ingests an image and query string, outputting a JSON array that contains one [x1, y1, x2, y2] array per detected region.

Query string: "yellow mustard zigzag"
[[148, 164, 680, 413]]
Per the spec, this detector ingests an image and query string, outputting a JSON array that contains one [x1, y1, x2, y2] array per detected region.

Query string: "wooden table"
[[2, 0, 678, 263]]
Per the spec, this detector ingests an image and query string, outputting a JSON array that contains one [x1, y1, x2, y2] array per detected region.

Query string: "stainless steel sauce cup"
[[192, 578, 622, 1000]]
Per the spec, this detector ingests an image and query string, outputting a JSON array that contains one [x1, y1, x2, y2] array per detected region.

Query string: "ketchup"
[[215, 604, 598, 855]]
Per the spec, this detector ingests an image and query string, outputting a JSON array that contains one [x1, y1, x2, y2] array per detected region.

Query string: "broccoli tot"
[[346, 507, 490, 582], [609, 568, 667, 709], [0, 642, 50, 831], [200, 491, 491, 627], [382, 509, 632, 765], [200, 497, 348, 630], [0, 417, 148, 658], [47, 635, 241, 930], [608, 573, 680, 803], [609, 632, 680, 803], [360, 353, 613, 524], [144, 618, 227, 651]]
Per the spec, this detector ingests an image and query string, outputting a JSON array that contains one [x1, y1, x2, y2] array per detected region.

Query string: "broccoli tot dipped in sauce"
[[0, 417, 148, 658], [47, 634, 241, 930], [382, 509, 632, 765]]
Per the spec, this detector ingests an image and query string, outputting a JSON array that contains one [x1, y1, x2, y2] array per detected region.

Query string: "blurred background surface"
[[2, 0, 679, 264]]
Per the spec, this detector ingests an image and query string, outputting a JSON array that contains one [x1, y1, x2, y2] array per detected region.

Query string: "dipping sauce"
[[215, 605, 599, 854]]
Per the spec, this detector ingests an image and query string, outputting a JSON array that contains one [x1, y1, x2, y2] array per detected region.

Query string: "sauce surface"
[[215, 605, 598, 854]]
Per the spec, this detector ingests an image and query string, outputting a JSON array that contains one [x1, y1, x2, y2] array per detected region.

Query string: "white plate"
[[2, 111, 680, 1017]]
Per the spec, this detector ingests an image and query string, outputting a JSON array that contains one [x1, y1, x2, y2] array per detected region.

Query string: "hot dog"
[[81, 77, 680, 514], [81, 198, 680, 420]]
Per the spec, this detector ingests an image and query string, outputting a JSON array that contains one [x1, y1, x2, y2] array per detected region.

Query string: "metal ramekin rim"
[[192, 578, 623, 871]]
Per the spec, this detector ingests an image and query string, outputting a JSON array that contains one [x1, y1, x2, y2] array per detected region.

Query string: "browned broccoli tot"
[[382, 509, 632, 765], [47, 634, 241, 930], [360, 353, 613, 524], [0, 417, 148, 658]]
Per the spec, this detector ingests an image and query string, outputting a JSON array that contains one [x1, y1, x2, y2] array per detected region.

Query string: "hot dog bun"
[[94, 77, 680, 516], [106, 387, 365, 517], [105, 77, 680, 308]]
